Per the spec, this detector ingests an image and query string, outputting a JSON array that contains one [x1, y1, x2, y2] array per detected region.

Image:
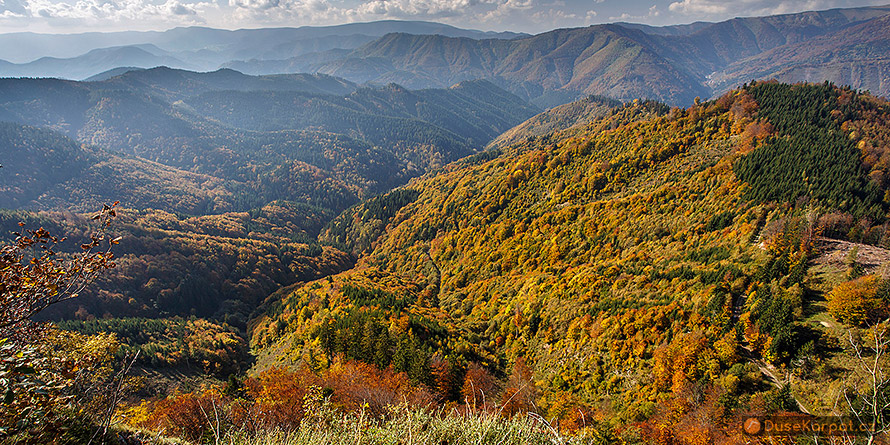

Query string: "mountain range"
[[0, 21, 526, 79], [0, 67, 537, 194], [2, 6, 889, 107], [295, 5, 890, 106]]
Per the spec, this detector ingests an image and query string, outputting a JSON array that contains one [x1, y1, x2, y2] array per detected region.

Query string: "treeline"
[[312, 310, 434, 384]]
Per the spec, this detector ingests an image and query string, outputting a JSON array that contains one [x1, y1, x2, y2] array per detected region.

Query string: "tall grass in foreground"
[[220, 404, 617, 445]]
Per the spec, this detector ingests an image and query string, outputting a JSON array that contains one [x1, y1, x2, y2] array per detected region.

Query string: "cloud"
[[229, 0, 480, 22], [609, 3, 660, 21], [0, 0, 211, 29], [667, 0, 880, 18], [0, 0, 579, 33], [0, 0, 28, 15], [353, 0, 496, 18], [224, 0, 585, 31]]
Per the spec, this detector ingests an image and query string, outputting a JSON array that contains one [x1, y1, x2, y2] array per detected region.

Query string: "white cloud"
[[352, 0, 487, 18], [228, 0, 503, 22], [667, 0, 880, 18], [0, 0, 28, 14], [0, 0, 211, 27], [223, 0, 585, 31], [609, 3, 660, 21]]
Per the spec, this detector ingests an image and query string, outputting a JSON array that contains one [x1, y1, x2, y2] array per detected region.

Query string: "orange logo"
[[744, 418, 762, 435]]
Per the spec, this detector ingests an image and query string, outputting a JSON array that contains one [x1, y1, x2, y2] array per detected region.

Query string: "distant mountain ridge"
[[0, 21, 526, 63], [0, 45, 196, 80], [0, 21, 528, 80], [2, 7, 889, 106], [292, 5, 890, 105], [705, 13, 890, 94]]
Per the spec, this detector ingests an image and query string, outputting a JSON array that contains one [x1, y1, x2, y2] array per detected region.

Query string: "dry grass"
[[218, 404, 605, 445]]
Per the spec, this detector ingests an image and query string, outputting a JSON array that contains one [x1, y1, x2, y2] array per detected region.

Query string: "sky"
[[0, 0, 888, 34]]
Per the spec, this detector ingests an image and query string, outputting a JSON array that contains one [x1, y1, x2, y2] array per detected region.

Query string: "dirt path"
[[740, 345, 812, 415]]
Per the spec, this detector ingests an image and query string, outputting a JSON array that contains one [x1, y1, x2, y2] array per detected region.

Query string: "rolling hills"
[[0, 67, 539, 205]]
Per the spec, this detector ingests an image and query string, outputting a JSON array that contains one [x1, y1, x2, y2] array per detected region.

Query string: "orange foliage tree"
[[827, 275, 887, 326]]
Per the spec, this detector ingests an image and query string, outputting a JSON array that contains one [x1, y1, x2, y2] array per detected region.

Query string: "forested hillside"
[[0, 122, 241, 213], [236, 82, 890, 442], [0, 68, 538, 330], [488, 95, 622, 150]]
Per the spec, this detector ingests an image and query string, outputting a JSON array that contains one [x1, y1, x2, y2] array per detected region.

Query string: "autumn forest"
[[3, 11, 890, 445]]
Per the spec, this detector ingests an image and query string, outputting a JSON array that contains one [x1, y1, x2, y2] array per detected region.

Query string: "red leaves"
[[0, 202, 118, 338]]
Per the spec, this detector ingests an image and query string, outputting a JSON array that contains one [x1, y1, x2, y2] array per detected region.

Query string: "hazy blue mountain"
[[84, 67, 144, 82], [182, 79, 539, 169], [0, 45, 194, 80], [98, 66, 358, 102], [221, 49, 353, 76], [0, 21, 527, 72]]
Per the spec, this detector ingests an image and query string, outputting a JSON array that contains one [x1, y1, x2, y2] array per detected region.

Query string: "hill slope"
[[0, 122, 239, 213], [252, 83, 890, 436]]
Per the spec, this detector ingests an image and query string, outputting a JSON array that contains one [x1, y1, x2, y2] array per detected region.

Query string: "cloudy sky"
[[0, 0, 887, 34]]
